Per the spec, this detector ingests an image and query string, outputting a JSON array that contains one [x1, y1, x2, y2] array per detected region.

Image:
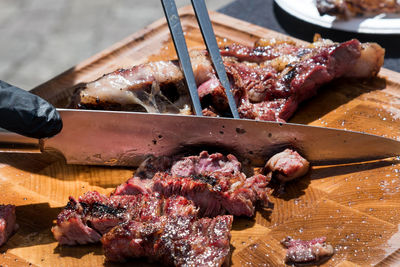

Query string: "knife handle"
[[0, 128, 41, 153], [0, 80, 62, 139]]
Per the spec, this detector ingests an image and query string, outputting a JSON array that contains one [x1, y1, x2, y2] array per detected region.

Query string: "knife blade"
[[21, 109, 397, 167]]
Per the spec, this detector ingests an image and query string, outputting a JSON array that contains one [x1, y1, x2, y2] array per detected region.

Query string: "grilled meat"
[[53, 150, 313, 265], [134, 151, 242, 180], [114, 151, 270, 217], [102, 214, 233, 266], [71, 36, 384, 122], [281, 236, 334, 264], [52, 191, 198, 245], [316, 0, 400, 18], [220, 37, 384, 121], [114, 172, 270, 217], [264, 149, 310, 183], [53, 191, 232, 266], [0, 204, 18, 246], [70, 51, 212, 114], [170, 151, 242, 177]]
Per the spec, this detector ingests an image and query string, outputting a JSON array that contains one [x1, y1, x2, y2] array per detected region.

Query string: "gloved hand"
[[0, 80, 62, 139]]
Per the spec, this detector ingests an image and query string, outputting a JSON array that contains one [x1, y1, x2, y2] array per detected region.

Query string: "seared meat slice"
[[281, 236, 334, 264], [220, 39, 300, 64], [198, 78, 232, 116], [264, 149, 310, 183], [52, 191, 198, 245], [70, 61, 191, 114], [316, 0, 400, 18], [114, 151, 269, 217], [170, 151, 242, 177], [154, 172, 270, 217], [102, 214, 233, 266], [114, 171, 270, 217], [134, 151, 242, 180], [70, 50, 214, 114], [0, 204, 18, 246], [205, 38, 384, 121]]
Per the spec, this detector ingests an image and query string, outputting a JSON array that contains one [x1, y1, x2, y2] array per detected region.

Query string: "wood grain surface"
[[0, 6, 399, 267]]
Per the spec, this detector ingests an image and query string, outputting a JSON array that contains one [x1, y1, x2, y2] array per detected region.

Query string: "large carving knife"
[[1, 109, 399, 167]]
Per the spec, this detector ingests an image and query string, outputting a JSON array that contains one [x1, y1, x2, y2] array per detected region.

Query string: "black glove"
[[0, 80, 62, 139]]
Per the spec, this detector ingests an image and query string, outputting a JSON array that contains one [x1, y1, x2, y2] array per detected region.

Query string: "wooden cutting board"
[[1, 6, 400, 267]]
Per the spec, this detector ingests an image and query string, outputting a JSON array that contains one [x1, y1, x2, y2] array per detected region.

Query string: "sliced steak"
[[170, 151, 242, 177], [71, 36, 384, 123], [281, 236, 334, 264], [114, 171, 270, 217], [52, 191, 198, 245], [0, 204, 18, 246], [213, 38, 384, 121], [134, 151, 242, 180], [199, 38, 383, 121], [102, 214, 233, 266], [114, 151, 271, 217]]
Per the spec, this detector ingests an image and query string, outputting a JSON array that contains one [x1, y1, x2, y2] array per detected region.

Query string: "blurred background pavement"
[[0, 0, 232, 90]]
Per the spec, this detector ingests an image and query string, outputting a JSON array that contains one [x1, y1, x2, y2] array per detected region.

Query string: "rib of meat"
[[114, 171, 270, 217], [0, 204, 18, 246], [102, 214, 233, 266], [52, 191, 198, 245], [316, 0, 400, 18], [71, 36, 384, 122], [281, 236, 334, 264], [264, 149, 310, 183]]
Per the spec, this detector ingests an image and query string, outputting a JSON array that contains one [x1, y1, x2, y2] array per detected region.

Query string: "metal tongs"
[[161, 0, 239, 118]]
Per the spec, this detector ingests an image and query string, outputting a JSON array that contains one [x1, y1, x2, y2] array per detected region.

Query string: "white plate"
[[274, 0, 400, 34]]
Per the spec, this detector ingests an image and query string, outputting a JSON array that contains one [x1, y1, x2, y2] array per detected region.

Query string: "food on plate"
[[281, 236, 334, 264], [0, 204, 17, 246], [70, 36, 384, 122], [52, 192, 198, 245], [102, 214, 233, 265], [264, 148, 309, 183], [316, 0, 400, 18], [113, 151, 271, 217]]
